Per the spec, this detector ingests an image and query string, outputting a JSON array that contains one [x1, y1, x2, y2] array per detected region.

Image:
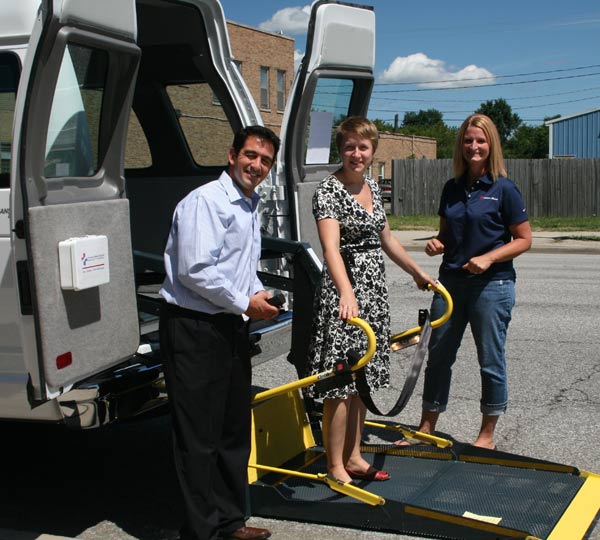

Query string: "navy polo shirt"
[[438, 174, 528, 281]]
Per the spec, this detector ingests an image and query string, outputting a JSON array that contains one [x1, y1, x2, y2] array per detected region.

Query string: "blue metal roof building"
[[545, 107, 600, 158]]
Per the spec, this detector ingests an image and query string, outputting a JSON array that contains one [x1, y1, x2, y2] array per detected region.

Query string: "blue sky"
[[220, 0, 600, 127]]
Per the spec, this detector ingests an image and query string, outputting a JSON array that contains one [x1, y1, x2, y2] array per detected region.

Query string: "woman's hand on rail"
[[413, 271, 437, 291], [338, 290, 359, 320]]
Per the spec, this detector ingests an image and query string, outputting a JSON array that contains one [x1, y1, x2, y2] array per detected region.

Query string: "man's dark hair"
[[232, 125, 280, 157]]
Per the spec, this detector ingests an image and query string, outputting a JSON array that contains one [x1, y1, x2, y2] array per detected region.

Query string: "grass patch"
[[528, 217, 600, 231], [388, 214, 600, 232]]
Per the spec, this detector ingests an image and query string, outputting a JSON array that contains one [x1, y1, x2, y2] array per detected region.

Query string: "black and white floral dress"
[[306, 174, 391, 399]]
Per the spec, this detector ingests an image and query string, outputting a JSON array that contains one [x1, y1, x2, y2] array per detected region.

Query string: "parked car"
[[379, 179, 392, 201]]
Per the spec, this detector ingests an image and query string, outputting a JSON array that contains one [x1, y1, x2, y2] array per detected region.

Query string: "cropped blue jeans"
[[422, 275, 515, 416]]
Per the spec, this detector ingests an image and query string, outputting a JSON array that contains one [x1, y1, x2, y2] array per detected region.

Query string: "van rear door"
[[276, 0, 376, 255], [10, 0, 141, 402]]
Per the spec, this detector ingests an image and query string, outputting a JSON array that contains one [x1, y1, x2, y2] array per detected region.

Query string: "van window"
[[0, 52, 20, 188], [166, 83, 233, 167], [44, 43, 108, 178], [125, 110, 152, 169], [305, 78, 354, 165]]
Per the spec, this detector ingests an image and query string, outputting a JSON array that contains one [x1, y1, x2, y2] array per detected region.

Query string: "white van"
[[0, 0, 376, 427]]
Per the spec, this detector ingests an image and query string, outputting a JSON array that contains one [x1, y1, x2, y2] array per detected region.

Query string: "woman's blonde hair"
[[336, 116, 379, 154], [453, 113, 507, 180]]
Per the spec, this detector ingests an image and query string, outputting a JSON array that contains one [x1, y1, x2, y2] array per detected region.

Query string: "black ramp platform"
[[250, 444, 599, 540]]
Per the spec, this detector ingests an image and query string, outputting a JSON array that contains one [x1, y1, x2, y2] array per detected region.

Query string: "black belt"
[[163, 302, 241, 323]]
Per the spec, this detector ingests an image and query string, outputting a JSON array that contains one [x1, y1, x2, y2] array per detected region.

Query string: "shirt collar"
[[458, 172, 494, 189], [219, 170, 260, 207]]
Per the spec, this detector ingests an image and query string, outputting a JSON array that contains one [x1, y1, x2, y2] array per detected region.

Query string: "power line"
[[368, 85, 600, 104], [372, 71, 600, 93], [375, 63, 600, 87], [368, 94, 600, 114]]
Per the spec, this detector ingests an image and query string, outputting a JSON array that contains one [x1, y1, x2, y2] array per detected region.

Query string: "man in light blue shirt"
[[159, 126, 281, 540]]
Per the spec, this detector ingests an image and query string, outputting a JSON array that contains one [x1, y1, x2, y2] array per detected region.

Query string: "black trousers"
[[160, 303, 251, 540]]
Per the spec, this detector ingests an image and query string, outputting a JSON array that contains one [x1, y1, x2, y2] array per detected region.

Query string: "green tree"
[[402, 109, 444, 128], [476, 98, 521, 143], [504, 124, 548, 158], [371, 118, 395, 133]]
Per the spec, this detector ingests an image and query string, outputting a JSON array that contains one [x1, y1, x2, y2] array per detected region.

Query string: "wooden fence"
[[391, 159, 600, 218]]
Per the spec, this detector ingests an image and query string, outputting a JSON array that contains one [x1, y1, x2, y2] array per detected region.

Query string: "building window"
[[260, 66, 269, 109], [378, 162, 385, 180], [167, 83, 234, 167], [277, 70, 285, 111]]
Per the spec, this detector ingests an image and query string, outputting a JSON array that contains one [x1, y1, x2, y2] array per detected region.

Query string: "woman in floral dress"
[[306, 116, 435, 484]]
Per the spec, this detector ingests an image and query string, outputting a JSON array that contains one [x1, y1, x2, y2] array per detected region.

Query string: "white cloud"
[[258, 5, 311, 35], [379, 53, 496, 88]]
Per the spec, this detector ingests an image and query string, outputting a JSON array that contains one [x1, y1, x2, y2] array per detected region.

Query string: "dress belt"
[[339, 243, 381, 287]]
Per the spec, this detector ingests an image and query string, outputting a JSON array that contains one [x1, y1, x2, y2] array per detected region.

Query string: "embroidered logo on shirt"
[[480, 196, 499, 201]]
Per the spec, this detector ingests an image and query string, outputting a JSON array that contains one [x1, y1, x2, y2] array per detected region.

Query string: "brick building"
[[227, 21, 295, 136], [373, 132, 437, 181]]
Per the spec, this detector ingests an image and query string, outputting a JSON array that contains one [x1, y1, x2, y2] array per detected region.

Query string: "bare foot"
[[344, 457, 372, 474], [328, 466, 352, 484], [472, 440, 497, 450]]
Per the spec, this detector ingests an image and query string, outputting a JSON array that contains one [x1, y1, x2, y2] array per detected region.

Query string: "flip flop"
[[393, 437, 433, 447]]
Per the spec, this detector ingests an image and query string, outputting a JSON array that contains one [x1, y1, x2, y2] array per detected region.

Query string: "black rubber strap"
[[356, 314, 433, 417]]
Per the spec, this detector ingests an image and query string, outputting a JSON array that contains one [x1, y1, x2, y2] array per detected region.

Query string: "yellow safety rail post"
[[248, 464, 385, 506], [365, 421, 453, 449]]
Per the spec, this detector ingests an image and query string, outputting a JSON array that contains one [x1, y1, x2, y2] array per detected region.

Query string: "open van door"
[[267, 0, 375, 376], [10, 0, 141, 402], [276, 0, 376, 255]]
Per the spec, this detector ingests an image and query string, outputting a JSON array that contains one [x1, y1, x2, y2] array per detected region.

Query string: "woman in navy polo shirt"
[[400, 113, 531, 450]]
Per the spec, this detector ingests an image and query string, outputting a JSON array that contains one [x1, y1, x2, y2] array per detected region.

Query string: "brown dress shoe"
[[222, 525, 272, 540]]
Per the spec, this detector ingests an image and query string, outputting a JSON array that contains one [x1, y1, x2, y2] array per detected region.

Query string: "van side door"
[[276, 1, 376, 256], [10, 0, 141, 402]]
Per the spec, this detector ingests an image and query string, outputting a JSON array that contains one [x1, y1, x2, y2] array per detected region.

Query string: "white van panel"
[[307, 3, 375, 72], [0, 190, 9, 236], [59, 0, 137, 41], [0, 0, 39, 42]]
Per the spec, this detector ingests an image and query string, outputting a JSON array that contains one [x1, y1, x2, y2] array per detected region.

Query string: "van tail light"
[[56, 352, 73, 369]]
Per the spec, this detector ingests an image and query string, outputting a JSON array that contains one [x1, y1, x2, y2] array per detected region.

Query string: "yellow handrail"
[[252, 316, 376, 404], [391, 281, 453, 345]]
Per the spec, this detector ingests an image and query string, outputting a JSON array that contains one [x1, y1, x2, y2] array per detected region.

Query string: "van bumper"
[[56, 355, 167, 429]]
